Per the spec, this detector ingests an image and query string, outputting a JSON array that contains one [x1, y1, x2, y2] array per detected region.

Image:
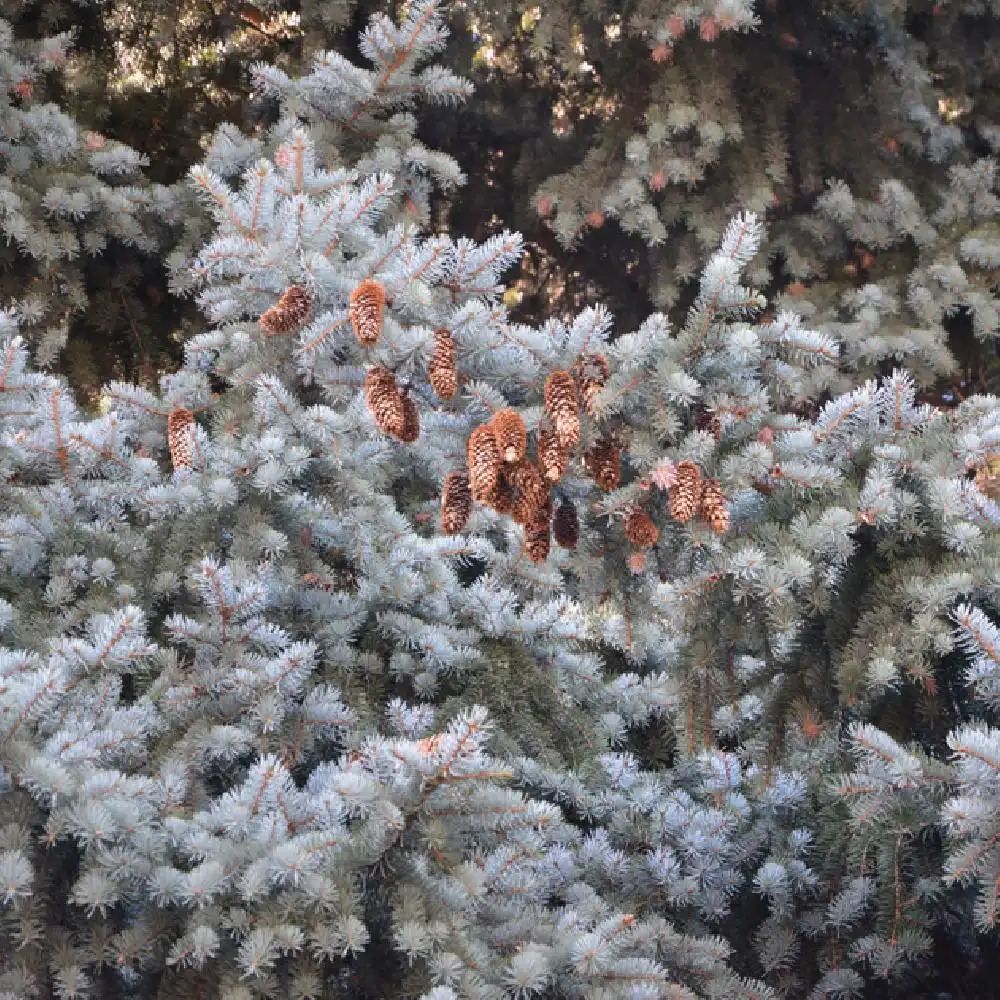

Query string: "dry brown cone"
[[441, 471, 472, 534], [397, 393, 420, 443], [364, 366, 406, 438], [693, 404, 723, 441], [415, 733, 444, 754], [573, 354, 610, 419], [668, 460, 703, 523], [524, 497, 552, 563], [537, 426, 569, 483], [490, 408, 527, 463], [167, 407, 196, 471], [584, 437, 621, 491], [506, 458, 549, 525], [975, 454, 1000, 500], [699, 478, 730, 535], [467, 424, 501, 502], [976, 467, 1000, 500], [428, 327, 458, 399], [349, 278, 386, 346], [484, 474, 515, 515], [260, 285, 311, 336], [544, 370, 580, 449], [552, 498, 580, 549], [624, 506, 659, 549]]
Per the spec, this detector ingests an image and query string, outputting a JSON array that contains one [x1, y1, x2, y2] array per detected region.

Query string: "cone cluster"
[[457, 409, 558, 559], [666, 460, 730, 534], [167, 407, 196, 471], [436, 356, 619, 561], [349, 279, 386, 346], [260, 285, 311, 336], [668, 460, 702, 522], [428, 327, 458, 399]]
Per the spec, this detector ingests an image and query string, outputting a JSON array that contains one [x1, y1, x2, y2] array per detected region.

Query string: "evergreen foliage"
[[0, 4, 182, 379]]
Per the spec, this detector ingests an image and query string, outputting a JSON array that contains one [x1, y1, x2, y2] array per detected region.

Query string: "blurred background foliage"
[[3, 0, 998, 406]]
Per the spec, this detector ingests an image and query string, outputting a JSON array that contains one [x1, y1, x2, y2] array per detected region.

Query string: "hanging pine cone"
[[524, 497, 552, 563], [574, 354, 610, 419], [553, 498, 580, 549], [692, 404, 723, 440], [975, 455, 1000, 500], [507, 458, 549, 525], [976, 467, 1000, 500], [624, 506, 659, 549], [490, 408, 527, 463], [349, 278, 386, 346], [467, 424, 502, 502], [668, 460, 703, 523], [699, 477, 730, 534], [484, 474, 515, 515], [260, 285, 311, 336], [584, 437, 621, 491], [428, 327, 458, 399], [441, 471, 472, 534], [544, 370, 580, 449], [167, 407, 196, 471], [397, 393, 420, 443], [537, 426, 569, 483], [364, 366, 406, 438]]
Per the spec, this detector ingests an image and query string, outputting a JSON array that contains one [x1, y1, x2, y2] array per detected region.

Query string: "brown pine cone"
[[397, 393, 420, 443], [668, 460, 703, 523], [544, 370, 580, 449], [624, 506, 659, 549], [699, 477, 730, 534], [364, 366, 406, 438], [167, 407, 196, 471], [490, 408, 527, 463], [507, 458, 549, 525], [467, 424, 501, 502], [552, 498, 580, 549], [573, 354, 610, 418], [349, 278, 386, 346], [484, 474, 515, 515], [524, 497, 552, 563], [692, 404, 723, 440], [976, 467, 1000, 500], [975, 455, 1000, 500], [537, 426, 569, 483], [428, 327, 458, 399], [584, 437, 621, 491], [441, 471, 472, 534], [260, 285, 311, 336]]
